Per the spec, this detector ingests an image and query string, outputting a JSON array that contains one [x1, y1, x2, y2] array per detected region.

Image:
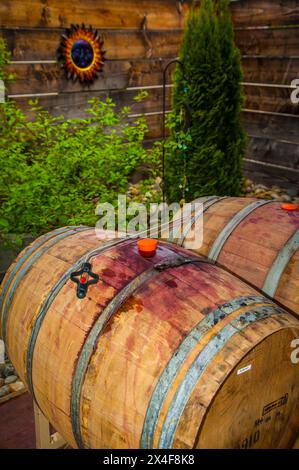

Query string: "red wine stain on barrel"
[[101, 267, 115, 278], [165, 279, 178, 289]]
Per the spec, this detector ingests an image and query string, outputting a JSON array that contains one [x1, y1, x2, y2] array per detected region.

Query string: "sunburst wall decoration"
[[58, 24, 106, 84]]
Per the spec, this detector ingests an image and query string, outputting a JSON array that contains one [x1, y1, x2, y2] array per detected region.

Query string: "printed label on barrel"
[[237, 364, 252, 375], [262, 393, 288, 416], [240, 392, 289, 448]]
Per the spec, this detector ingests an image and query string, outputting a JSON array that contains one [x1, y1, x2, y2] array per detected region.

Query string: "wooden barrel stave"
[[185, 197, 253, 255], [3, 229, 103, 385], [165, 198, 299, 314], [31, 237, 189, 447], [276, 250, 299, 313], [29, 237, 148, 446], [159, 312, 298, 449], [217, 203, 298, 286], [196, 324, 299, 449], [82, 266, 263, 449], [1, 228, 299, 449]]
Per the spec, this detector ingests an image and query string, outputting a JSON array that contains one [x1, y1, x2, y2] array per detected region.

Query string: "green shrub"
[[165, 0, 246, 202], [0, 38, 13, 83], [0, 41, 161, 237]]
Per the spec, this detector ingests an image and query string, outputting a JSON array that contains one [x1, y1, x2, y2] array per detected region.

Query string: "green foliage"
[[0, 40, 161, 237], [165, 0, 246, 202], [0, 37, 14, 83]]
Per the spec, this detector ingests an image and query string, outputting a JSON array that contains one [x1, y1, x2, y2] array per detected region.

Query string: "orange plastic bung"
[[137, 238, 158, 258], [281, 203, 298, 212]]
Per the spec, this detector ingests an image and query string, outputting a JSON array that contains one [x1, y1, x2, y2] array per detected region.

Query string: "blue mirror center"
[[71, 40, 94, 69]]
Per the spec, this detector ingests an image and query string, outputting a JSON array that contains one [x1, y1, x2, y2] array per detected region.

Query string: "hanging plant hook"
[[162, 59, 191, 203]]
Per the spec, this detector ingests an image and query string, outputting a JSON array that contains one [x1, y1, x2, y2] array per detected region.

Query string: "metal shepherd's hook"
[[162, 59, 191, 203]]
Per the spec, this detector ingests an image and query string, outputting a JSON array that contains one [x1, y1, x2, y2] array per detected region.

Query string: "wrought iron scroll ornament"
[[58, 24, 106, 84]]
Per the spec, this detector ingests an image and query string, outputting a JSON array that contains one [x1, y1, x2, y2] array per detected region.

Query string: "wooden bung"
[[1, 226, 299, 448], [162, 197, 299, 315]]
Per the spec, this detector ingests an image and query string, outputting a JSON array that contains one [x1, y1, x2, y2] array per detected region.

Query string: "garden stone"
[[130, 186, 140, 196], [255, 184, 268, 190], [4, 363, 15, 377], [0, 339, 4, 364], [254, 190, 269, 198], [9, 381, 25, 393], [0, 385, 10, 398], [287, 188, 298, 197], [242, 179, 298, 203], [270, 193, 281, 200], [4, 374, 17, 385]]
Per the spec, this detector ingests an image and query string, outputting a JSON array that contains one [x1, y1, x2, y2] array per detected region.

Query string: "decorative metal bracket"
[[70, 262, 99, 299]]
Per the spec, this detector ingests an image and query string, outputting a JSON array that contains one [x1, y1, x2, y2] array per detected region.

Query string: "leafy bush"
[[0, 38, 13, 83], [0, 41, 161, 237], [165, 0, 246, 202]]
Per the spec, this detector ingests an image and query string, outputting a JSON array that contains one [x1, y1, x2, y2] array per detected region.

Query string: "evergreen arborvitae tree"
[[165, 0, 246, 203]]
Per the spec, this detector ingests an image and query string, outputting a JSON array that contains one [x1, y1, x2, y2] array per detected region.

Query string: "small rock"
[[0, 385, 10, 398], [242, 180, 298, 202], [254, 189, 268, 197], [4, 374, 17, 385], [271, 186, 282, 192], [130, 186, 140, 196], [270, 193, 281, 200], [0, 340, 4, 364], [244, 178, 253, 188], [153, 181, 162, 193], [9, 381, 25, 393], [0, 378, 4, 387], [3, 363, 15, 377]]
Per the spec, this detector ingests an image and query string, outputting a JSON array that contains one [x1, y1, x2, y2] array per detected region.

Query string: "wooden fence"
[[0, 0, 298, 191]]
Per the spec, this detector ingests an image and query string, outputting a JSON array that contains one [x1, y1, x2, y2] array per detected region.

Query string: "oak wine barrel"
[[1, 226, 299, 449], [163, 197, 299, 315]]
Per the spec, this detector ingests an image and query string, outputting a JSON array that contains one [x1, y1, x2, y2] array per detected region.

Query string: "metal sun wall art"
[[58, 24, 106, 84]]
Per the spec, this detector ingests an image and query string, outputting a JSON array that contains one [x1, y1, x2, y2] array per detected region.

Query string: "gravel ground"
[[126, 177, 299, 204], [242, 179, 299, 204]]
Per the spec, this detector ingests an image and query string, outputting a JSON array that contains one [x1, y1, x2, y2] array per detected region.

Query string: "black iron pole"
[[162, 59, 187, 203]]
